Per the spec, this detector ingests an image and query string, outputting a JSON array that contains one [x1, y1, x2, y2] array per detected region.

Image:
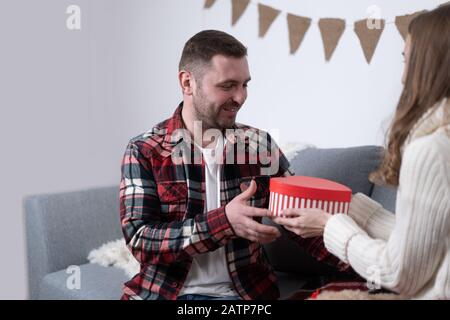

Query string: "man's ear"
[[179, 70, 194, 96]]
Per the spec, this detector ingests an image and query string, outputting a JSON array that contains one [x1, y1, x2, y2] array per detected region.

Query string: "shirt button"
[[171, 281, 179, 288]]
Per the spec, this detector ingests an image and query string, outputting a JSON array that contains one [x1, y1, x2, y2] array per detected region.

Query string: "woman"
[[274, 4, 449, 299]]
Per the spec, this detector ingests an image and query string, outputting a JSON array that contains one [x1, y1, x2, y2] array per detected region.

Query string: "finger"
[[235, 180, 257, 201], [284, 225, 308, 237], [284, 225, 322, 238], [306, 208, 327, 214], [272, 217, 300, 229], [246, 219, 281, 236], [280, 208, 303, 217], [244, 229, 258, 242], [253, 221, 281, 236], [246, 229, 280, 244], [239, 218, 279, 235], [284, 226, 298, 234], [245, 206, 273, 217], [302, 232, 320, 238]]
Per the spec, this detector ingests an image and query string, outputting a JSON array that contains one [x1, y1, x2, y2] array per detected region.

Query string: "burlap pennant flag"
[[318, 18, 346, 61], [287, 14, 311, 54], [258, 4, 281, 38], [204, 0, 216, 9], [395, 11, 425, 40], [231, 0, 250, 26], [354, 19, 385, 64]]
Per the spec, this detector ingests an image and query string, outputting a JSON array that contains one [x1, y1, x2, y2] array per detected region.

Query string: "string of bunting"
[[203, 0, 441, 63]]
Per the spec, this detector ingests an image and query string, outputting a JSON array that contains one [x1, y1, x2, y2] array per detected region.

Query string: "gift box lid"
[[270, 176, 352, 202]]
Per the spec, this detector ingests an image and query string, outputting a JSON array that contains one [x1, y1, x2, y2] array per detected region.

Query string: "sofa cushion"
[[288, 146, 384, 196], [370, 184, 397, 213], [38, 263, 128, 300]]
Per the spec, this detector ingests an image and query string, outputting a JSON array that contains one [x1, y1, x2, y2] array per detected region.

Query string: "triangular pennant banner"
[[231, 0, 250, 26], [258, 4, 281, 38], [354, 19, 385, 64], [286, 14, 311, 54], [204, 0, 216, 9], [395, 11, 425, 40], [318, 18, 346, 61]]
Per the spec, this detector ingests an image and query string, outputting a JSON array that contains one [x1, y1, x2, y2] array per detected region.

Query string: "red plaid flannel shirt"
[[119, 104, 348, 300]]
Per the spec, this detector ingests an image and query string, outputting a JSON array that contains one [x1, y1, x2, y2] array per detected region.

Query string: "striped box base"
[[269, 192, 350, 216]]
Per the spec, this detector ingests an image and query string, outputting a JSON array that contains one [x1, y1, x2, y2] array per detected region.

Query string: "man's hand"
[[225, 180, 281, 244]]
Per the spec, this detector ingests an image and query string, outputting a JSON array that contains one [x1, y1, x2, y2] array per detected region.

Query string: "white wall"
[[151, 0, 444, 148], [0, 0, 444, 299]]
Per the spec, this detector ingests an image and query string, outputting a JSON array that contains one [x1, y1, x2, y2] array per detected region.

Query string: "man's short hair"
[[178, 30, 247, 77]]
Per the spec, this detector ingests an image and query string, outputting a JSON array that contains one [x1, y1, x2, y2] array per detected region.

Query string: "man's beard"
[[192, 93, 239, 131]]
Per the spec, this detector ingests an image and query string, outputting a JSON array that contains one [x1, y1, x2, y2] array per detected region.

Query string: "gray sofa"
[[25, 146, 397, 300]]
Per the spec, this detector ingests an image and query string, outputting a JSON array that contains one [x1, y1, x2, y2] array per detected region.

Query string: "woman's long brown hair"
[[370, 4, 450, 186]]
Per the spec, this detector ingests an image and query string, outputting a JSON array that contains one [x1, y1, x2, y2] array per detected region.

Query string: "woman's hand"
[[272, 208, 332, 238]]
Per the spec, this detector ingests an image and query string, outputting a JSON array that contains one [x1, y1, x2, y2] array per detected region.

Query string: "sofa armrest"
[[24, 186, 122, 299]]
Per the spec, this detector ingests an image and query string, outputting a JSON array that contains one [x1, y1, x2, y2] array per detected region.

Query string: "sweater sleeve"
[[324, 137, 450, 296], [348, 193, 396, 241]]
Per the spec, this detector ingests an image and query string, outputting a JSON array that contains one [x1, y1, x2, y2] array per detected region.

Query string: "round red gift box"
[[269, 176, 352, 216]]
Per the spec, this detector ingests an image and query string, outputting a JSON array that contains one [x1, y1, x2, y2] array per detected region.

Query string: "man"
[[119, 30, 348, 300]]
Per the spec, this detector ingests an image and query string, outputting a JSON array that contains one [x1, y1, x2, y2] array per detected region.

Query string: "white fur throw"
[[87, 238, 140, 277], [87, 143, 315, 278], [280, 142, 315, 162]]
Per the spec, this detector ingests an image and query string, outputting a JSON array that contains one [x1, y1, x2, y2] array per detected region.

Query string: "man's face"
[[191, 55, 251, 130]]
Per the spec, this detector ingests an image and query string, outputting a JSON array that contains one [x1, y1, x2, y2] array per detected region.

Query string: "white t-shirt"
[[179, 135, 238, 297]]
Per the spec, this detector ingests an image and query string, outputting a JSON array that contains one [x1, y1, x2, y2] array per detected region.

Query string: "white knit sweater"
[[324, 99, 450, 300]]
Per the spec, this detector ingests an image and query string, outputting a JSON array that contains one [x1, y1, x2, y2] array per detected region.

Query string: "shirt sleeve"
[[120, 141, 236, 266]]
